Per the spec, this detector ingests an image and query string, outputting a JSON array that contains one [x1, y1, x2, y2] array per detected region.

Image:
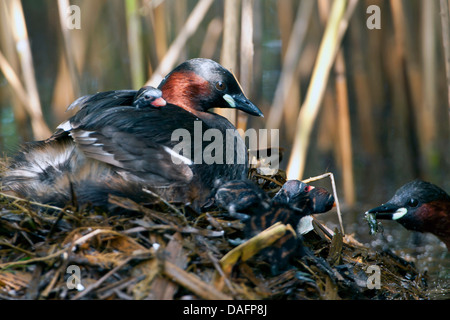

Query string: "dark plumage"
[[1, 59, 263, 209], [213, 179, 335, 273], [367, 180, 450, 250], [214, 179, 334, 235], [213, 179, 271, 220], [133, 86, 166, 109], [272, 180, 334, 215]]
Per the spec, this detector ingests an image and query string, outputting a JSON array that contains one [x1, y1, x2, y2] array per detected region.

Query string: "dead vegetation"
[[0, 169, 427, 300]]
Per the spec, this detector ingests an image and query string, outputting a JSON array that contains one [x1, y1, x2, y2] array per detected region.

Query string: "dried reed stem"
[[266, 0, 315, 130], [163, 260, 233, 300], [238, 0, 254, 132], [125, 0, 145, 89], [0, 50, 29, 107], [302, 172, 344, 235], [57, 0, 81, 96], [440, 0, 450, 120], [286, 0, 348, 180], [200, 18, 223, 59], [146, 0, 214, 87], [153, 1, 168, 62], [335, 52, 355, 205], [217, 0, 240, 125], [8, 0, 51, 139]]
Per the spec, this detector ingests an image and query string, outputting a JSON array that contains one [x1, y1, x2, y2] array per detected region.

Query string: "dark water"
[[316, 205, 450, 300]]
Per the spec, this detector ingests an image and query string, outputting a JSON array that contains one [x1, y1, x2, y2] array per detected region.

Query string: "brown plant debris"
[[0, 169, 427, 300]]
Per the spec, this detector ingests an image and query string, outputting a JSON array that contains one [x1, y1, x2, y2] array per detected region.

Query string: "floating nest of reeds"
[[0, 168, 427, 300]]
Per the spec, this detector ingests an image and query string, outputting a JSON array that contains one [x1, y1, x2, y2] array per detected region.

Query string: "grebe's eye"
[[215, 81, 226, 91], [408, 198, 419, 207], [144, 94, 151, 100]]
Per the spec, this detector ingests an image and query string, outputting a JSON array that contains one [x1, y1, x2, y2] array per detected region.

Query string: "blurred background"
[[0, 0, 449, 294]]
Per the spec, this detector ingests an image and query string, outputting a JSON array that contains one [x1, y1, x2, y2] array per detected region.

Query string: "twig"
[[252, 173, 284, 186], [47, 207, 69, 239], [0, 241, 35, 256], [302, 172, 344, 235], [96, 275, 143, 300], [72, 228, 107, 246], [0, 247, 67, 270], [0, 191, 65, 213], [207, 251, 236, 295], [71, 257, 133, 300], [162, 260, 232, 300], [0, 228, 119, 270], [141, 188, 186, 223]]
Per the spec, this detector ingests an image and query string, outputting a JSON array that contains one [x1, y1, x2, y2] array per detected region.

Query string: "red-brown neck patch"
[[417, 200, 450, 243], [159, 71, 212, 114]]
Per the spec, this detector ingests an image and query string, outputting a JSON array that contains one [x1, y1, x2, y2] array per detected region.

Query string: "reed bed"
[[0, 0, 448, 300], [1, 0, 447, 203]]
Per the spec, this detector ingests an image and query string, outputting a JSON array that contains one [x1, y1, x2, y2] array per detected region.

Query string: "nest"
[[0, 169, 427, 300]]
